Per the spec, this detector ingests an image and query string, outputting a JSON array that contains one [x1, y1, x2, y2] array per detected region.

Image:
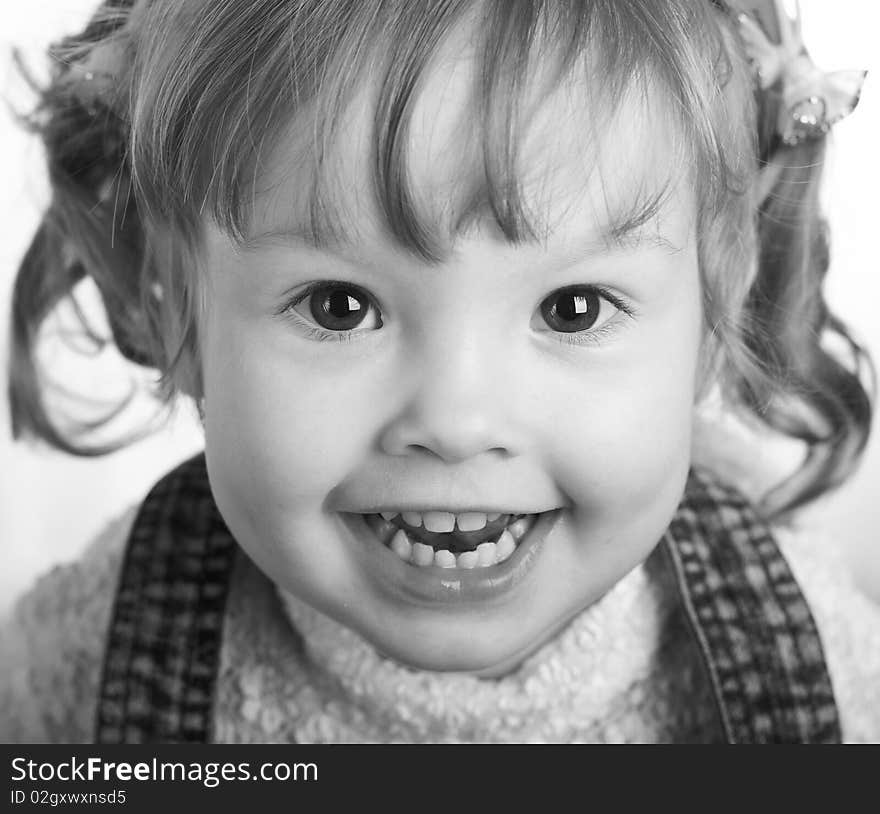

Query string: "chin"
[[375, 636, 526, 676], [356, 606, 578, 677]]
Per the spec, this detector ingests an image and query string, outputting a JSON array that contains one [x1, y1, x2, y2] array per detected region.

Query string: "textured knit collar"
[[274, 555, 678, 742]]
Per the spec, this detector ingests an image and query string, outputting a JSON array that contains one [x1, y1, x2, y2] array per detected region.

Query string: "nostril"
[[378, 402, 516, 462], [397, 443, 470, 465], [403, 443, 512, 465]]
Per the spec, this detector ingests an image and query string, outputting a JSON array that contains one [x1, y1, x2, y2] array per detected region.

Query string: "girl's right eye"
[[281, 282, 383, 341]]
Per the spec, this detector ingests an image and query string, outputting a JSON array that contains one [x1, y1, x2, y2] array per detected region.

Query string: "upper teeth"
[[369, 513, 541, 569], [380, 510, 504, 533]]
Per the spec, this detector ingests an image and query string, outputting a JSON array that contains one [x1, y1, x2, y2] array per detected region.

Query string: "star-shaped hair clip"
[[735, 0, 867, 145]]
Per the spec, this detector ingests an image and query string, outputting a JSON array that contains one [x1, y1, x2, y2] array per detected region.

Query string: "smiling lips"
[[363, 511, 541, 569]]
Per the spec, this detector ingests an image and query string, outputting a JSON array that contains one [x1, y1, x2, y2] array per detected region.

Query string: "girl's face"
[[199, 59, 703, 674]]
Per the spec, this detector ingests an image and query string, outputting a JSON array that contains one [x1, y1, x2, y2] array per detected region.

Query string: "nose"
[[378, 328, 520, 463]]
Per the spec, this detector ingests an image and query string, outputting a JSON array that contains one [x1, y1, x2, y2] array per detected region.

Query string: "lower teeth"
[[372, 514, 537, 569]]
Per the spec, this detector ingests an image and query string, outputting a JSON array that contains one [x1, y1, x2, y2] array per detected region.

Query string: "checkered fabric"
[[94, 455, 237, 743], [662, 469, 841, 743], [94, 455, 841, 743]]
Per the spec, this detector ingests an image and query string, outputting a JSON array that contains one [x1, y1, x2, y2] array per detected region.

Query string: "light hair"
[[9, 0, 872, 512]]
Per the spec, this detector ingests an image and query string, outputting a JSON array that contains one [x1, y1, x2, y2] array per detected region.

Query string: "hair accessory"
[[59, 0, 148, 117], [733, 0, 867, 145], [63, 40, 128, 117]]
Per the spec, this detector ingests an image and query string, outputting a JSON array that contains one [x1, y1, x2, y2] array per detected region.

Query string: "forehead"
[[245, 32, 693, 257]]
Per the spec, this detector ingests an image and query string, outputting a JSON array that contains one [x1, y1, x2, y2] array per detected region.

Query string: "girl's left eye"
[[536, 285, 633, 344], [281, 281, 382, 341]]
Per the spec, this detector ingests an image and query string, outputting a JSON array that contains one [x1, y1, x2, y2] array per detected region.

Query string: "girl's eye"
[[307, 284, 371, 330], [537, 285, 632, 342], [282, 282, 382, 341], [280, 281, 630, 345]]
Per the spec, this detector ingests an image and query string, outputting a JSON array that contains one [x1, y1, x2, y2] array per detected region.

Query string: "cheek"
[[199, 308, 384, 518], [543, 273, 702, 522]]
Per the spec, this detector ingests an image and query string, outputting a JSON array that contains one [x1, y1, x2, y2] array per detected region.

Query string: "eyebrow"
[[588, 186, 684, 255], [589, 221, 681, 255], [239, 224, 341, 254]]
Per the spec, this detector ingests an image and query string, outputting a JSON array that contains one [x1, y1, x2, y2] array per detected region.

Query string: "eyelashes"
[[278, 280, 635, 347], [278, 281, 381, 343], [536, 285, 634, 347]]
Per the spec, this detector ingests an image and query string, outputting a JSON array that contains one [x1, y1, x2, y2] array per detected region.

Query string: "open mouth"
[[346, 507, 561, 604], [362, 510, 541, 569]]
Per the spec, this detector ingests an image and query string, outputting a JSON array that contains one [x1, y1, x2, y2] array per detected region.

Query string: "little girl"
[[2, 0, 879, 743]]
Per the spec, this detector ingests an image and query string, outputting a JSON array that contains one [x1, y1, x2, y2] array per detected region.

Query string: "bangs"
[[129, 0, 752, 260]]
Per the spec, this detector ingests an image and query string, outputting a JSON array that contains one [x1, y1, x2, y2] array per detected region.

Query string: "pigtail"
[[7, 0, 873, 499], [731, 88, 874, 513], [7, 2, 162, 454]]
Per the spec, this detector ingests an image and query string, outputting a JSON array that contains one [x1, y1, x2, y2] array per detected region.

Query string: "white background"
[[1, 1, 878, 615]]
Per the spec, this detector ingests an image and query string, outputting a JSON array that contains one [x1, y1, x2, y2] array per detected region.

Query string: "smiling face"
[[197, 46, 704, 675]]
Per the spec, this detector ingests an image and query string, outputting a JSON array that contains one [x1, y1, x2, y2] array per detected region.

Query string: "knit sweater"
[[3, 410, 880, 743], [1, 497, 879, 743]]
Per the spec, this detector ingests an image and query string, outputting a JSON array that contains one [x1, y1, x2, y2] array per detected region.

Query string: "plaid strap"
[[94, 455, 237, 743], [95, 456, 841, 742], [662, 468, 841, 743]]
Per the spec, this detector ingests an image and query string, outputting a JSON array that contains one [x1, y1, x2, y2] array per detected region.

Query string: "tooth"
[[507, 516, 533, 542], [390, 529, 412, 562], [402, 511, 423, 528], [486, 512, 501, 522], [365, 513, 397, 545], [380, 511, 398, 521], [455, 512, 488, 531], [433, 549, 456, 568], [476, 542, 497, 567], [411, 542, 434, 566], [456, 550, 479, 569], [423, 511, 455, 533], [495, 530, 516, 563]]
